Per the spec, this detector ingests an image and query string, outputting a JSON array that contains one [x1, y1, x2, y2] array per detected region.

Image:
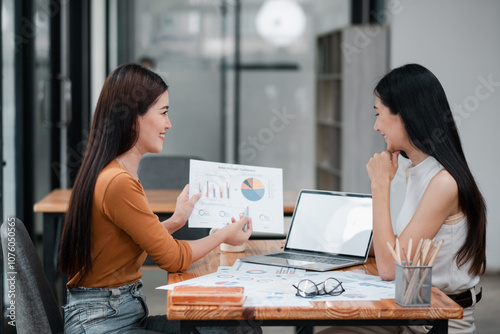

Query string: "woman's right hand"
[[366, 150, 400, 187], [171, 185, 201, 221], [163, 184, 201, 233]]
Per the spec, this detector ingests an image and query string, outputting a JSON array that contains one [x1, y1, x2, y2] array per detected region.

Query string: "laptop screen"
[[285, 191, 373, 257]]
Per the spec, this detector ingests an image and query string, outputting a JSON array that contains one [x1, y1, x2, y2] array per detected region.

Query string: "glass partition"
[[2, 0, 15, 218], [107, 0, 350, 191]]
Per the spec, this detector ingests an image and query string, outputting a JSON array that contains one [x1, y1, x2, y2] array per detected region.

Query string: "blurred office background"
[[2, 0, 500, 332], [2, 0, 500, 274]]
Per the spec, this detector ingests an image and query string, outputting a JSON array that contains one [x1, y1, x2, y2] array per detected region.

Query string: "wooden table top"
[[33, 189, 299, 215], [167, 240, 463, 321]]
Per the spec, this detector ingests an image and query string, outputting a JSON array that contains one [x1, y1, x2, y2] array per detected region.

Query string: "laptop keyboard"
[[267, 252, 355, 265]]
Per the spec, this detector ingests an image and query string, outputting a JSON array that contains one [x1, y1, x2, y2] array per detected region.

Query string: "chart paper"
[[188, 160, 284, 234]]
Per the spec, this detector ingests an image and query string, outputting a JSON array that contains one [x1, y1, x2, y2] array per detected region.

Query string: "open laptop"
[[240, 190, 373, 271]]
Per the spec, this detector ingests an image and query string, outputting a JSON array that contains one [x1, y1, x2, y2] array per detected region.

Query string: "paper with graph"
[[188, 159, 283, 234], [156, 260, 395, 307]]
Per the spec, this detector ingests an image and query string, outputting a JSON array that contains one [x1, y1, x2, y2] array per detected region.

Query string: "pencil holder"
[[395, 262, 432, 307]]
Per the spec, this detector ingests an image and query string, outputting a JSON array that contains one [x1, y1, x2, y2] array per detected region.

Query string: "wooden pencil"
[[395, 238, 402, 264], [386, 241, 401, 265], [407, 237, 413, 264]]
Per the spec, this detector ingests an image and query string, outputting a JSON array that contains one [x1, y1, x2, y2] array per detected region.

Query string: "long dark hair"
[[375, 63, 487, 276], [59, 64, 168, 277]]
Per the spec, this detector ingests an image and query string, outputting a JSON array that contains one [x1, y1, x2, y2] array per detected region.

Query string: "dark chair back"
[[138, 155, 194, 189], [1, 217, 64, 334]]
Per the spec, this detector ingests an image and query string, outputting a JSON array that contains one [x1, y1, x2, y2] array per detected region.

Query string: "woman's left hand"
[[220, 216, 253, 246]]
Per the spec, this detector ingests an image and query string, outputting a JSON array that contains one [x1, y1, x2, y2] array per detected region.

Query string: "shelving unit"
[[316, 30, 342, 190], [315, 25, 388, 192]]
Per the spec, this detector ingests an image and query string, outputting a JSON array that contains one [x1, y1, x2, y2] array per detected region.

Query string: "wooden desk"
[[167, 240, 463, 334], [33, 189, 298, 214], [33, 189, 298, 298]]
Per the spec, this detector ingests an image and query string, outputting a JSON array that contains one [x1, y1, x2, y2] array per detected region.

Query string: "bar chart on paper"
[[198, 179, 231, 200], [188, 160, 284, 234]]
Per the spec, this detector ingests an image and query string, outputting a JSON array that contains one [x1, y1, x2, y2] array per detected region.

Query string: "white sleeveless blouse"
[[394, 156, 479, 294]]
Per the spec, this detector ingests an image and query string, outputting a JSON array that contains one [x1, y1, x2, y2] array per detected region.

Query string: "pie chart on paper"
[[241, 178, 265, 201]]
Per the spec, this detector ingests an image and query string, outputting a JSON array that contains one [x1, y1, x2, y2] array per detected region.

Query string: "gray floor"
[[142, 268, 500, 333]]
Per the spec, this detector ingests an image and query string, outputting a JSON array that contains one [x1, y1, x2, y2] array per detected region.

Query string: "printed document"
[[188, 159, 283, 234], [157, 261, 395, 307]]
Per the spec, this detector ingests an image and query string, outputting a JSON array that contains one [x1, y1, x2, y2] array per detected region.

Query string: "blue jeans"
[[63, 280, 179, 333]]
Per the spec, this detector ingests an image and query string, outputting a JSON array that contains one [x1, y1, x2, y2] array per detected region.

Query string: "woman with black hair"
[[319, 64, 486, 334], [58, 64, 255, 333], [366, 63, 486, 333]]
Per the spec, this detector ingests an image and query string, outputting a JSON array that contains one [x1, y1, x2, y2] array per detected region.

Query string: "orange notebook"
[[169, 286, 246, 306]]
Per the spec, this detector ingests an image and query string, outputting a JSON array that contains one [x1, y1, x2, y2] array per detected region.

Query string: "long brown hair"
[[375, 64, 487, 276], [58, 64, 168, 277]]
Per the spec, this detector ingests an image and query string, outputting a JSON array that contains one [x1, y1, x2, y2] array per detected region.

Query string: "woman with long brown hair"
[[59, 64, 254, 333]]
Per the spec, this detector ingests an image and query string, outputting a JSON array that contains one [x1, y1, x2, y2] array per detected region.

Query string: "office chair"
[[1, 217, 64, 334], [138, 155, 195, 190], [138, 156, 210, 265]]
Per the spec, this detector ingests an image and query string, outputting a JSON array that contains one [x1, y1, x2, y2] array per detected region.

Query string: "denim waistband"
[[69, 280, 143, 293], [67, 280, 143, 304]]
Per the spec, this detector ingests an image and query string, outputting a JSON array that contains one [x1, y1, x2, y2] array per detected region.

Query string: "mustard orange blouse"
[[67, 160, 193, 289]]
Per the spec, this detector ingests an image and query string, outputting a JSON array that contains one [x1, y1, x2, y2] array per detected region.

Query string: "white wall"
[[388, 0, 500, 272]]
